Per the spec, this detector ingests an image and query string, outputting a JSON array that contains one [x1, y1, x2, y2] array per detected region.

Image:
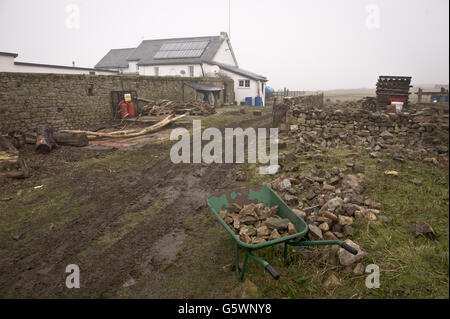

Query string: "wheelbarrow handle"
[[341, 242, 358, 255], [265, 264, 280, 280]]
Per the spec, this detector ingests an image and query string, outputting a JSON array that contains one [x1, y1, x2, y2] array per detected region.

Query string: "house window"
[[239, 80, 250, 88], [189, 65, 194, 77], [154, 66, 159, 76]]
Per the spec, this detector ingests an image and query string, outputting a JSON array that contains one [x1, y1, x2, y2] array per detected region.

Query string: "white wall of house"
[[209, 66, 265, 106], [212, 40, 237, 66], [0, 55, 17, 72], [123, 61, 139, 73], [202, 63, 221, 77], [139, 64, 202, 77]]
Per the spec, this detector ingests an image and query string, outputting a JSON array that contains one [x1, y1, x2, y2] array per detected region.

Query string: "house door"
[[223, 83, 227, 104]]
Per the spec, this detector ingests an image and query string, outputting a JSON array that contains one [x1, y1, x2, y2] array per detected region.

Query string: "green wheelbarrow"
[[207, 185, 358, 280]]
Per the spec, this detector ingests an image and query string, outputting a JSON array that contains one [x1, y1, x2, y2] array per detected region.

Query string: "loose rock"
[[265, 217, 290, 231], [412, 221, 436, 239], [308, 224, 323, 240], [323, 274, 341, 288], [320, 197, 344, 214], [353, 263, 365, 276], [338, 215, 353, 226], [287, 222, 297, 235], [269, 229, 281, 240], [319, 222, 330, 232], [338, 239, 366, 266], [342, 174, 365, 194]]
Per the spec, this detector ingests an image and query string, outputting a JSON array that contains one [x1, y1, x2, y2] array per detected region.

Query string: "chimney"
[[220, 32, 228, 40]]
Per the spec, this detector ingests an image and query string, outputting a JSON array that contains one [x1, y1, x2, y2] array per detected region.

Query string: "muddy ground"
[[0, 111, 271, 298]]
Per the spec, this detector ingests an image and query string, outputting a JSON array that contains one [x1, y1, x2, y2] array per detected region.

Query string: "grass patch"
[[156, 144, 448, 298], [235, 147, 449, 298]]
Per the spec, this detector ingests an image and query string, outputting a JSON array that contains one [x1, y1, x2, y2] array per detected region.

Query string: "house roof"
[[133, 36, 227, 66], [95, 34, 239, 68], [185, 82, 223, 92], [95, 48, 135, 69], [213, 62, 267, 81], [93, 34, 267, 81], [15, 61, 118, 73], [0, 52, 18, 58]]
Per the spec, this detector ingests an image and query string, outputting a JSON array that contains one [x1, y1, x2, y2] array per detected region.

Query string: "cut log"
[[54, 132, 89, 147], [8, 131, 26, 149], [35, 124, 57, 153], [0, 136, 30, 179], [0, 136, 19, 171]]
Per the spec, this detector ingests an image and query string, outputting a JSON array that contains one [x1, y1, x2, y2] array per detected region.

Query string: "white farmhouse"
[[95, 32, 267, 106]]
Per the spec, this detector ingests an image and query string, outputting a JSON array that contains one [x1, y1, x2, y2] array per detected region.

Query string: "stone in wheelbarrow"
[[264, 216, 290, 231]]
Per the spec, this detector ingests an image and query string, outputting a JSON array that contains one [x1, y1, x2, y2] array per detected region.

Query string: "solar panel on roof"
[[154, 40, 209, 59]]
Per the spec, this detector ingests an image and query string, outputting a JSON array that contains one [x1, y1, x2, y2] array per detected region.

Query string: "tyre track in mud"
[[0, 113, 272, 298]]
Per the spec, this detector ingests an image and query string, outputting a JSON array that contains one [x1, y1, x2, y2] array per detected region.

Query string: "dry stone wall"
[[287, 101, 449, 157], [0, 72, 234, 134]]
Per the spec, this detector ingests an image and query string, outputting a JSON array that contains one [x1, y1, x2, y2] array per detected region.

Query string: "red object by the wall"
[[119, 101, 129, 118], [127, 101, 135, 117], [389, 98, 405, 103]]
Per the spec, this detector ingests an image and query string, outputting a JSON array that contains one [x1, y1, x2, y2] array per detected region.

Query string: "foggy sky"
[[0, 0, 448, 90]]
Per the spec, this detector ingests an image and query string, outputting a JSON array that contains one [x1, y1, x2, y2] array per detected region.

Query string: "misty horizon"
[[0, 0, 448, 90]]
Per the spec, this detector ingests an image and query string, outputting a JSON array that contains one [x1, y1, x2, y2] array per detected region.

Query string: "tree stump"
[[0, 136, 30, 179], [35, 124, 58, 153]]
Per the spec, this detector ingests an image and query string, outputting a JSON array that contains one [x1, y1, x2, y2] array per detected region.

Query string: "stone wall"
[[0, 72, 235, 133], [287, 101, 449, 157], [284, 94, 324, 108]]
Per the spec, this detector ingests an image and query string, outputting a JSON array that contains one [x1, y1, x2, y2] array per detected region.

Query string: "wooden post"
[[418, 88, 422, 103], [440, 87, 446, 105]]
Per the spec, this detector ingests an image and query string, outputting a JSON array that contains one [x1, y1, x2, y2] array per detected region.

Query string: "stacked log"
[[376, 76, 412, 107], [139, 99, 216, 116]]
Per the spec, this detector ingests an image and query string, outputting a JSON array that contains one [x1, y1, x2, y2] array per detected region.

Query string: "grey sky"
[[0, 0, 448, 90]]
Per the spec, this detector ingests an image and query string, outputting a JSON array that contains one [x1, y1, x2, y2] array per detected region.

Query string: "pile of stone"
[[219, 203, 298, 244], [270, 169, 388, 244], [140, 99, 216, 116]]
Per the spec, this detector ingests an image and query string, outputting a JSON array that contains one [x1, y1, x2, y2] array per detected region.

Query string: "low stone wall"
[[285, 94, 324, 108], [287, 102, 449, 156], [0, 72, 235, 134]]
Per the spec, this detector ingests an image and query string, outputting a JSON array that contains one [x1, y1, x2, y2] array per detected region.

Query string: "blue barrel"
[[255, 96, 263, 106], [265, 86, 275, 95], [245, 97, 253, 106]]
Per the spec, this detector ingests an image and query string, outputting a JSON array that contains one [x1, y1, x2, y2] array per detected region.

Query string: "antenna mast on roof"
[[228, 0, 231, 39]]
